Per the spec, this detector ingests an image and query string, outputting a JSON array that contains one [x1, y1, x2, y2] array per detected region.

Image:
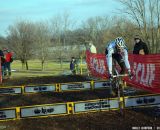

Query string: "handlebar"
[[112, 74, 128, 78]]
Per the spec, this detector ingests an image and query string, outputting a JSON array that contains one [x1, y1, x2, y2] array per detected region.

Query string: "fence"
[[0, 80, 110, 95], [0, 57, 2, 83], [0, 93, 160, 121]]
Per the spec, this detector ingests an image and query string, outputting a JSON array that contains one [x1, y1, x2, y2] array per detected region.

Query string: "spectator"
[[70, 57, 77, 75], [133, 35, 149, 55], [88, 41, 97, 54], [0, 49, 5, 78], [3, 48, 13, 78]]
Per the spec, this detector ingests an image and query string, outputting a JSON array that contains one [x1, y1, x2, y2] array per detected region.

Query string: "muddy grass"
[[0, 110, 160, 130], [0, 75, 160, 130]]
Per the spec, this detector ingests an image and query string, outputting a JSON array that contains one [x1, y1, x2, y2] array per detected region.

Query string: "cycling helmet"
[[115, 37, 125, 48]]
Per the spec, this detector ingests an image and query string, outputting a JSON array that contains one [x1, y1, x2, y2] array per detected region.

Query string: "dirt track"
[[0, 75, 160, 130]]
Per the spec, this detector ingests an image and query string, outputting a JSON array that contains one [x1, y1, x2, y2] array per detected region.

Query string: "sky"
[[0, 0, 120, 37]]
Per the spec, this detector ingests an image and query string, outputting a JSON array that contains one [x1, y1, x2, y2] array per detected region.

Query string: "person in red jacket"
[[3, 48, 13, 78]]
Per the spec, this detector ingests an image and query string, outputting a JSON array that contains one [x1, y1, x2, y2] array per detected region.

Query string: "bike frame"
[[111, 59, 128, 116]]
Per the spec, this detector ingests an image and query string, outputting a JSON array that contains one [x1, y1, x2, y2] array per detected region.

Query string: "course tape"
[[0, 80, 110, 95], [0, 94, 160, 121]]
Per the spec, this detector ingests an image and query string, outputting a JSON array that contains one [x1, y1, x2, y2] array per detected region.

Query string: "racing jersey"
[[106, 41, 131, 75]]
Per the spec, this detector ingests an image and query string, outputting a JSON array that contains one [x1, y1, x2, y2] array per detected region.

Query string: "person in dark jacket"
[[133, 35, 149, 55], [70, 57, 77, 75]]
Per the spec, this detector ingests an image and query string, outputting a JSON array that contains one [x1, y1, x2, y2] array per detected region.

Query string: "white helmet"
[[115, 37, 125, 48], [89, 41, 93, 46]]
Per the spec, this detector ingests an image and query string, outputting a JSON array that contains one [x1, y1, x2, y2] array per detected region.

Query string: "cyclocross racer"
[[105, 37, 132, 80]]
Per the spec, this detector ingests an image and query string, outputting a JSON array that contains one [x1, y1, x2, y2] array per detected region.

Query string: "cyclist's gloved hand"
[[128, 70, 133, 80], [109, 74, 113, 81]]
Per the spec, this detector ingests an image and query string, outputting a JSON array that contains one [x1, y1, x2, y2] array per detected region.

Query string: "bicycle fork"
[[117, 79, 124, 116]]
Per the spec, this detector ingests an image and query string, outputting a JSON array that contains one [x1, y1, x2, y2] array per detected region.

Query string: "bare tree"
[[119, 0, 160, 53], [105, 16, 138, 52], [50, 15, 63, 68], [35, 22, 51, 70], [50, 12, 73, 68], [0, 36, 7, 48], [7, 20, 36, 69], [82, 16, 110, 52]]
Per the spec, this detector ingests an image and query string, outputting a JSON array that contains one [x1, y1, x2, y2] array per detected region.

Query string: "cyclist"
[[105, 37, 132, 80]]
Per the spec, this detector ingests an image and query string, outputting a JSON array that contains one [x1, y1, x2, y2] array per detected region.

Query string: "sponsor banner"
[[61, 82, 91, 91], [20, 104, 67, 118], [0, 109, 16, 120], [74, 99, 116, 113], [24, 85, 56, 93], [86, 51, 107, 79], [124, 56, 160, 93], [0, 87, 22, 94], [109, 98, 119, 109], [86, 51, 160, 93], [125, 94, 160, 108], [94, 81, 110, 89]]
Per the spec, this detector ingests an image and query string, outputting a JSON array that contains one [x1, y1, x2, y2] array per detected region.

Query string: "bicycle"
[[109, 60, 129, 116]]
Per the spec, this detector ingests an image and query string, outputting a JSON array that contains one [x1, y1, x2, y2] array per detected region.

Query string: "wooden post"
[[80, 56, 83, 75]]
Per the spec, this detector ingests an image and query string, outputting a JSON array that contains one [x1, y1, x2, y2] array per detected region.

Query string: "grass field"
[[10, 60, 87, 78]]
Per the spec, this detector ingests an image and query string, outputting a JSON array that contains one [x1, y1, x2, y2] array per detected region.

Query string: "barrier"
[[0, 87, 22, 95], [94, 81, 110, 89], [74, 98, 119, 114], [60, 82, 91, 92], [0, 80, 111, 95], [0, 93, 159, 121], [20, 103, 68, 119], [24, 84, 56, 93], [0, 108, 17, 121], [0, 57, 2, 84], [124, 94, 160, 108]]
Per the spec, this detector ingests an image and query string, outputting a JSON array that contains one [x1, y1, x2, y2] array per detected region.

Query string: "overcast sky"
[[0, 0, 120, 36]]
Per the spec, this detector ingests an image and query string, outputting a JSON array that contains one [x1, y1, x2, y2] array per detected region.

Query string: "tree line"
[[0, 0, 159, 70]]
